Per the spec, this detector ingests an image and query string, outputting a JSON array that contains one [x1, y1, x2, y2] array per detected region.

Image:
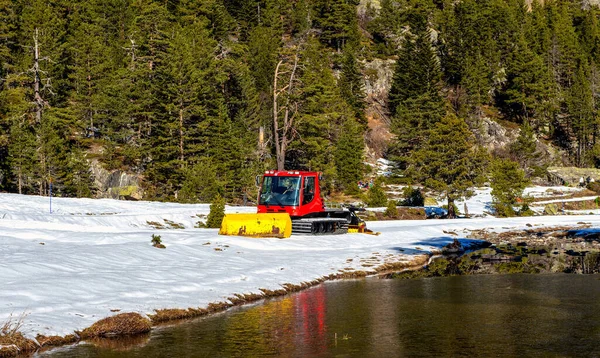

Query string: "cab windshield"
[[259, 176, 301, 206]]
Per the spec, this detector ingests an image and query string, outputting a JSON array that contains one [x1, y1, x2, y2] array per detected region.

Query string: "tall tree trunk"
[[179, 107, 184, 165], [447, 195, 456, 219], [272, 53, 300, 171], [273, 61, 284, 170], [33, 28, 44, 124], [17, 167, 22, 195]]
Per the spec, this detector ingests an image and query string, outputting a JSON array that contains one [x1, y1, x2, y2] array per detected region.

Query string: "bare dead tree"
[[272, 50, 300, 171], [29, 28, 53, 195], [32, 28, 46, 124]]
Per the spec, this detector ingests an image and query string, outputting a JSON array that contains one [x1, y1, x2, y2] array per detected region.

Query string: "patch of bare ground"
[[560, 199, 599, 211], [529, 189, 597, 203]]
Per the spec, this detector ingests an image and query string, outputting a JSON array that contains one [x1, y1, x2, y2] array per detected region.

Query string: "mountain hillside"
[[0, 0, 599, 201]]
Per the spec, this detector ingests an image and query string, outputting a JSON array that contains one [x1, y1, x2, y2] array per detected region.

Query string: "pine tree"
[[567, 60, 595, 166], [288, 37, 356, 176], [412, 113, 488, 218], [510, 121, 538, 167], [0, 0, 19, 190], [178, 159, 223, 203], [334, 117, 363, 194], [0, 0, 18, 80], [7, 116, 37, 194], [388, 11, 442, 116], [109, 0, 171, 173], [490, 158, 530, 217], [388, 11, 444, 170], [547, 2, 582, 88], [313, 0, 361, 51], [67, 0, 114, 142], [338, 48, 366, 126], [19, 0, 71, 107], [366, 179, 387, 207], [366, 0, 407, 55], [384, 199, 398, 218], [206, 193, 226, 228], [150, 22, 213, 196], [248, 25, 282, 93], [501, 33, 551, 126]]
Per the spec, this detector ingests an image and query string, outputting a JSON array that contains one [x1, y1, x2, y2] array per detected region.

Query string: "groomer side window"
[[303, 176, 315, 204]]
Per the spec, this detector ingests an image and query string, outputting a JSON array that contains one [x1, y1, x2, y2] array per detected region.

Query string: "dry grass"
[[149, 308, 201, 323], [529, 189, 597, 203], [259, 287, 288, 297], [35, 334, 78, 347], [227, 293, 263, 305], [79, 313, 151, 338], [0, 313, 37, 358]]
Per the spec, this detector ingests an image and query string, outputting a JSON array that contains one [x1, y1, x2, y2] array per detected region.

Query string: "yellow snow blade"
[[219, 213, 292, 238]]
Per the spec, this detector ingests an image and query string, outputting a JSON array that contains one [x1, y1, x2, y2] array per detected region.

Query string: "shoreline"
[[1, 252, 434, 357], [387, 226, 600, 279], [2, 220, 599, 357]]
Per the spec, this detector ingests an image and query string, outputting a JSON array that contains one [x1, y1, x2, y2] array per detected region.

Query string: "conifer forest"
[[1, 0, 599, 203]]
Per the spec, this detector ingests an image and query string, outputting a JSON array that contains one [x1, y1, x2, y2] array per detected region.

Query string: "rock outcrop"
[[547, 166, 600, 186], [89, 159, 143, 200], [362, 58, 396, 160]]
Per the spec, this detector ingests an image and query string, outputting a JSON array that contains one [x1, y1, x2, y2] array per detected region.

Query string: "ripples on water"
[[39, 274, 600, 357]]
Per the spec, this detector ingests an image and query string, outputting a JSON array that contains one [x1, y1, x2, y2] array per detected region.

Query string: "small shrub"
[[384, 200, 398, 218], [401, 186, 424, 206], [442, 202, 460, 216], [518, 204, 535, 217], [79, 313, 151, 338], [151, 234, 165, 249], [493, 202, 516, 217], [365, 180, 387, 207], [206, 194, 225, 228]]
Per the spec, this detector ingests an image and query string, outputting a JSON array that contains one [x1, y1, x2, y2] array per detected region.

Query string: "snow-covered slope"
[[0, 189, 597, 338]]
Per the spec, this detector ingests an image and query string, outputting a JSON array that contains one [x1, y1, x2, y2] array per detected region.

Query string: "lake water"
[[39, 274, 600, 357]]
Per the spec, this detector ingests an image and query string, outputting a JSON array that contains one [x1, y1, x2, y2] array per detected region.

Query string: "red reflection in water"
[[295, 285, 328, 354]]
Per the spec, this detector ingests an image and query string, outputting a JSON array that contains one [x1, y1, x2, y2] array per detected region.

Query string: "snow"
[[1, 188, 599, 339]]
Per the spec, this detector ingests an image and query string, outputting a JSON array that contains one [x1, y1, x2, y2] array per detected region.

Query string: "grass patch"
[[0, 313, 37, 357], [146, 221, 165, 229], [163, 219, 185, 229], [79, 313, 151, 338], [149, 308, 207, 323], [259, 288, 288, 297], [35, 334, 78, 347], [227, 293, 263, 305]]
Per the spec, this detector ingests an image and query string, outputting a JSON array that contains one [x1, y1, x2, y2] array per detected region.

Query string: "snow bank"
[[0, 189, 598, 338]]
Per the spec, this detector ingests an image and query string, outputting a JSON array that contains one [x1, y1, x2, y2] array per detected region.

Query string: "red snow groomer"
[[219, 170, 376, 238]]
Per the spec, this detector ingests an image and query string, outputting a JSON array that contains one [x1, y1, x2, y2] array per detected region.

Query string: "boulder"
[[424, 197, 438, 206], [544, 203, 559, 215], [89, 159, 143, 200]]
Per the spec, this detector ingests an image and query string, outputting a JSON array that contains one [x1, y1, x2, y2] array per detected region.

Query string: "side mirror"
[[255, 175, 262, 187]]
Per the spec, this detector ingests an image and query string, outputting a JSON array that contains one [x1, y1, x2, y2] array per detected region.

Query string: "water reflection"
[[40, 274, 600, 358]]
